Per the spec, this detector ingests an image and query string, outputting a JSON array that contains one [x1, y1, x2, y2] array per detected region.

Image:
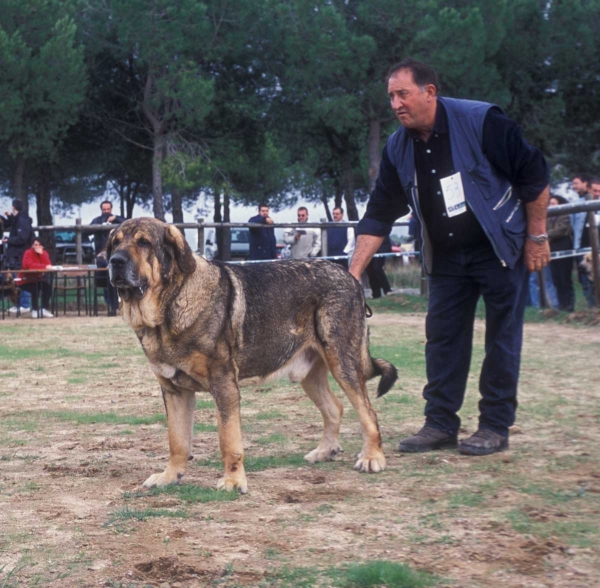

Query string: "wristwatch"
[[527, 233, 548, 244]]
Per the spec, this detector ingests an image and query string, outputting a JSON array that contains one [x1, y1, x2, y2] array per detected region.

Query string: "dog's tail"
[[369, 357, 398, 398]]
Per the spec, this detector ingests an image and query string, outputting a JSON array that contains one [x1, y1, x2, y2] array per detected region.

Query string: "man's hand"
[[107, 215, 117, 223], [524, 240, 551, 272], [265, 217, 274, 225]]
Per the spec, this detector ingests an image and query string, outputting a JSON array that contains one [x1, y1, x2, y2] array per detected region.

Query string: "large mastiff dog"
[[108, 218, 397, 493]]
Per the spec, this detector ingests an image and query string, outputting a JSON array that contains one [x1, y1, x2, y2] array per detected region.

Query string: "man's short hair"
[[32, 236, 44, 247], [590, 177, 600, 186], [100, 200, 113, 209], [297, 206, 308, 214], [573, 174, 591, 185], [258, 203, 269, 210], [333, 206, 344, 215], [387, 58, 440, 93], [12, 198, 24, 212]]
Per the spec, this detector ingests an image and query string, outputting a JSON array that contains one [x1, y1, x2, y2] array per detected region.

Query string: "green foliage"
[[0, 0, 86, 159]]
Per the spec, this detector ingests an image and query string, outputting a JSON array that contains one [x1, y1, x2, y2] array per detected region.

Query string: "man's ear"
[[164, 224, 196, 275]]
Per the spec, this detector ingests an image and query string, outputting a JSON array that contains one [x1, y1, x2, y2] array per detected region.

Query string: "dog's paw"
[[304, 444, 343, 463], [216, 473, 248, 494], [142, 470, 182, 488], [354, 452, 386, 473]]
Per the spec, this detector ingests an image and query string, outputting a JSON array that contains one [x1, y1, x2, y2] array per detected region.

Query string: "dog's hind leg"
[[143, 378, 196, 488], [210, 368, 248, 494], [301, 357, 344, 463]]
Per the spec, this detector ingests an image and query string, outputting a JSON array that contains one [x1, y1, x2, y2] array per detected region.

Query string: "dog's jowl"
[[108, 218, 397, 493]]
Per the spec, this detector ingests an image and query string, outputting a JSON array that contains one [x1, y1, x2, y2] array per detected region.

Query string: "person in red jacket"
[[19, 237, 54, 318]]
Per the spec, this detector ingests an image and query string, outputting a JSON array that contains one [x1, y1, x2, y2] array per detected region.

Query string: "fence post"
[[585, 206, 600, 306], [320, 219, 328, 258], [197, 218, 205, 256], [75, 218, 83, 265], [537, 270, 550, 309]]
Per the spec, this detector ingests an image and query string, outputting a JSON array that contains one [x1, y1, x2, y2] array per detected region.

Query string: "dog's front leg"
[[210, 369, 247, 494], [143, 378, 196, 488]]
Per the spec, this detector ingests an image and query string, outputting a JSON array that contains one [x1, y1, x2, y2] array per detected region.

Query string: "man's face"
[[101, 203, 112, 215], [297, 209, 308, 222], [572, 177, 588, 196], [332, 209, 343, 222], [259, 206, 269, 218], [387, 69, 436, 130], [590, 183, 600, 200]]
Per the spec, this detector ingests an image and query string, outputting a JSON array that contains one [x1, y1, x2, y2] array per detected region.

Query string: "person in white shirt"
[[283, 207, 321, 259]]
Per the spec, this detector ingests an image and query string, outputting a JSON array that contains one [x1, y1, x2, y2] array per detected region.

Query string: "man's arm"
[[310, 229, 321, 257], [524, 185, 551, 272], [349, 235, 384, 281]]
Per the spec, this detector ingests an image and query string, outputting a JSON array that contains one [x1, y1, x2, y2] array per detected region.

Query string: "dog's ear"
[[164, 224, 196, 275]]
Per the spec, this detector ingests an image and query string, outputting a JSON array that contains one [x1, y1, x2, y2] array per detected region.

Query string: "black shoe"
[[458, 429, 508, 456], [398, 425, 458, 453]]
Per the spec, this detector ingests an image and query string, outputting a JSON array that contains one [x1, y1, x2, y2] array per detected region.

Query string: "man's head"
[[101, 200, 113, 215], [258, 203, 270, 218], [572, 175, 590, 196], [11, 199, 24, 215], [332, 207, 344, 222], [590, 178, 600, 200], [386, 59, 439, 131], [297, 207, 308, 222]]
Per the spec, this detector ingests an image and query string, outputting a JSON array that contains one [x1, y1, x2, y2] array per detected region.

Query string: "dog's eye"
[[137, 237, 151, 247]]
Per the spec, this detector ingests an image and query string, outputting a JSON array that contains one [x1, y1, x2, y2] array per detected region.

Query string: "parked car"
[[203, 228, 250, 261], [54, 231, 95, 264]]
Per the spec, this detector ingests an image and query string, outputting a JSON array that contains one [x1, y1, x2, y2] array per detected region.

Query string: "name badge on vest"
[[440, 172, 466, 217]]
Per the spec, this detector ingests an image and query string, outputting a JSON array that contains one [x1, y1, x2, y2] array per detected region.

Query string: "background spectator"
[[366, 235, 393, 298], [91, 201, 125, 255], [19, 237, 54, 318], [548, 195, 574, 311], [248, 203, 277, 261], [283, 207, 321, 259]]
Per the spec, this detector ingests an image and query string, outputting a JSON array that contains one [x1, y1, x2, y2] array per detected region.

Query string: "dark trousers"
[[20, 281, 52, 311], [550, 256, 574, 311], [423, 246, 528, 437], [104, 285, 118, 313], [366, 257, 391, 298], [576, 257, 596, 307]]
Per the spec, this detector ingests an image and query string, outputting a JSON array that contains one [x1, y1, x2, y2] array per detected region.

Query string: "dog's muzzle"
[[109, 252, 147, 301]]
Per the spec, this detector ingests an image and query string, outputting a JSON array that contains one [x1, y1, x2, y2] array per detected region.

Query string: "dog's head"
[[107, 218, 196, 305], [579, 252, 593, 277]]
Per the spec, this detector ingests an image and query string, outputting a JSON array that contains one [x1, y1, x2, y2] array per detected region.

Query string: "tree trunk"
[[341, 151, 358, 220], [172, 187, 184, 224], [35, 163, 56, 261], [13, 154, 26, 209], [221, 190, 231, 261], [367, 118, 381, 194], [152, 131, 166, 221]]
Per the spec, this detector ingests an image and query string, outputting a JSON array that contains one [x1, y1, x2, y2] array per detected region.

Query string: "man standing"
[[571, 175, 595, 307], [1, 199, 34, 314], [349, 59, 550, 456], [327, 207, 352, 268], [248, 203, 277, 261], [91, 201, 125, 255], [283, 207, 321, 259]]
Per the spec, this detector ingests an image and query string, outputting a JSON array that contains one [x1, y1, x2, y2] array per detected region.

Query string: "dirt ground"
[[0, 312, 599, 587]]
